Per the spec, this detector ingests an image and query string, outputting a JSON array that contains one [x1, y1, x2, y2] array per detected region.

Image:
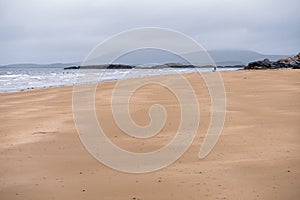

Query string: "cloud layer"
[[1, 0, 299, 64]]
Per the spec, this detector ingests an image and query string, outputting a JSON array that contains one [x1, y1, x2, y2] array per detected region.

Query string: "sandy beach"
[[0, 69, 299, 200]]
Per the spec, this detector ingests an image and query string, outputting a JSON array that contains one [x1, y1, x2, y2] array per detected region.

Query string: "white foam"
[[0, 67, 240, 92]]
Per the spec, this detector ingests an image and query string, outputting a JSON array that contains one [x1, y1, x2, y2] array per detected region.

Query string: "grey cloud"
[[0, 0, 299, 64]]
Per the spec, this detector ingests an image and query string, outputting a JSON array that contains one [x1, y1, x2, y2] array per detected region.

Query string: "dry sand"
[[0, 70, 299, 200]]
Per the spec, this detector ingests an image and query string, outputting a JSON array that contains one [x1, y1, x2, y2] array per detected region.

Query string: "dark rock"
[[107, 64, 133, 69], [165, 63, 195, 68], [245, 58, 273, 70], [244, 53, 300, 70], [64, 66, 80, 70], [281, 53, 300, 69], [277, 57, 299, 68], [292, 65, 300, 69]]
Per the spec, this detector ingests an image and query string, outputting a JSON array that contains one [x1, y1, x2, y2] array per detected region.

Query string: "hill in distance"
[[0, 50, 290, 68]]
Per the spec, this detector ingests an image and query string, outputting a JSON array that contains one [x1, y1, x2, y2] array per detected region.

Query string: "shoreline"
[[1, 68, 298, 94]]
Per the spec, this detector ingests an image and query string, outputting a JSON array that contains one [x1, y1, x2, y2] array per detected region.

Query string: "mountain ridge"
[[0, 50, 290, 68]]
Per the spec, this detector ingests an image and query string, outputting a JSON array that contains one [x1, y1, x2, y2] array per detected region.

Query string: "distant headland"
[[64, 53, 300, 70]]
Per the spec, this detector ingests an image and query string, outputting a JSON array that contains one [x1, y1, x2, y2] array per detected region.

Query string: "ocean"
[[0, 65, 241, 92]]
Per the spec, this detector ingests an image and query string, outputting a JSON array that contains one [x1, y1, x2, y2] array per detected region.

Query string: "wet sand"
[[0, 70, 299, 199]]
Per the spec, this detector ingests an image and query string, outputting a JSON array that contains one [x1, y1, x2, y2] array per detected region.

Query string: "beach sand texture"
[[0, 70, 299, 200]]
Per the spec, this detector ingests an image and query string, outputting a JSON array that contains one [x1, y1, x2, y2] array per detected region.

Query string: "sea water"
[[0, 65, 240, 92]]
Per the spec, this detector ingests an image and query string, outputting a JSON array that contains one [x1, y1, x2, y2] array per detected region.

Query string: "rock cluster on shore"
[[244, 53, 300, 70]]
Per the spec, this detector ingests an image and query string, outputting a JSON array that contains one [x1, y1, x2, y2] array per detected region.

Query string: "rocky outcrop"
[[277, 53, 300, 69], [107, 64, 133, 69], [244, 53, 300, 70], [64, 66, 80, 70]]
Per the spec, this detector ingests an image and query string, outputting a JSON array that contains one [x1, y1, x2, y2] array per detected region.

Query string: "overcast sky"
[[0, 0, 299, 64]]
